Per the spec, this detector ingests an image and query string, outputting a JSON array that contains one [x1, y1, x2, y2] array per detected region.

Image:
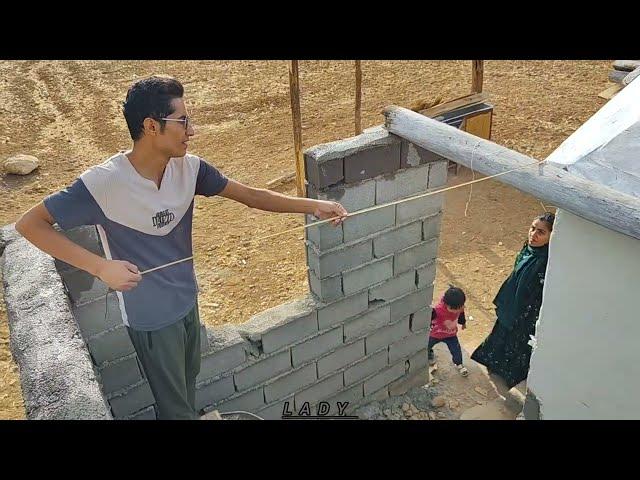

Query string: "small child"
[[428, 286, 469, 377]]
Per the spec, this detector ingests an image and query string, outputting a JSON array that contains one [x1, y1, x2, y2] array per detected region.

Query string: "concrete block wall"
[[2, 126, 447, 420], [194, 127, 448, 419], [1, 225, 113, 419], [53, 226, 159, 419]]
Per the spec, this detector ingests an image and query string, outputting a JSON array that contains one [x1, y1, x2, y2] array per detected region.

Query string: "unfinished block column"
[[304, 125, 447, 401], [196, 127, 450, 419]]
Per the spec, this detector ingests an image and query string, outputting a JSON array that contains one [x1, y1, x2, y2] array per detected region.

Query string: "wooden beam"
[[598, 83, 623, 100], [289, 60, 305, 197], [383, 106, 640, 241], [472, 60, 484, 93], [355, 60, 362, 135]]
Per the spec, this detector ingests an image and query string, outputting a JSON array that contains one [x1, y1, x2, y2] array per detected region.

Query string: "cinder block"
[[410, 307, 431, 333], [401, 141, 446, 168], [317, 291, 369, 330], [317, 339, 365, 377], [343, 142, 401, 183], [195, 375, 236, 411], [203, 324, 249, 356], [294, 372, 344, 410], [98, 354, 144, 395], [55, 226, 104, 273], [256, 396, 294, 420], [125, 405, 156, 420], [343, 205, 395, 243], [323, 383, 364, 415], [344, 349, 388, 386], [389, 331, 428, 363], [292, 327, 343, 367], [388, 368, 429, 396], [196, 343, 247, 384], [389, 287, 432, 321], [265, 319, 318, 357], [423, 213, 443, 241], [307, 240, 372, 279], [87, 326, 136, 366], [428, 160, 448, 188], [305, 153, 343, 189], [343, 305, 391, 341], [307, 178, 375, 213], [416, 262, 436, 289], [395, 191, 443, 224], [342, 256, 393, 296], [371, 387, 390, 402], [305, 127, 399, 188], [108, 381, 155, 418], [305, 214, 343, 250], [264, 363, 317, 403], [62, 268, 109, 307], [394, 240, 438, 275], [373, 222, 422, 258], [365, 316, 411, 354], [363, 362, 406, 396], [72, 292, 123, 338], [239, 297, 318, 354], [407, 348, 429, 373], [375, 164, 430, 204], [234, 351, 291, 392], [308, 269, 343, 303], [215, 386, 266, 414], [369, 270, 416, 303]]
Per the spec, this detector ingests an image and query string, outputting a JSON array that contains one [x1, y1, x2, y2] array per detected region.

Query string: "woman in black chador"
[[471, 212, 555, 397]]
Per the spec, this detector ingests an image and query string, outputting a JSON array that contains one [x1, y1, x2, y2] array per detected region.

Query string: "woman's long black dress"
[[470, 243, 549, 389]]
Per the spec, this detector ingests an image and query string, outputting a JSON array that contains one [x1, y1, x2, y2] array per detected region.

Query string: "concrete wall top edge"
[[236, 295, 317, 342], [1, 226, 112, 419], [304, 126, 399, 163]]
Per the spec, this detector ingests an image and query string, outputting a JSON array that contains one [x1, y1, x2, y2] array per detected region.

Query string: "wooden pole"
[[472, 60, 484, 93], [289, 60, 305, 197], [384, 105, 640, 241], [355, 60, 362, 135]]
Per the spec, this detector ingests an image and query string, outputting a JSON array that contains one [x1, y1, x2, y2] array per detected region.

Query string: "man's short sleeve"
[[196, 159, 229, 197], [43, 178, 103, 230]]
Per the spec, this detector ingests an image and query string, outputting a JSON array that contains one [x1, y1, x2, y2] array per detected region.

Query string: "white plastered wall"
[[527, 209, 640, 419]]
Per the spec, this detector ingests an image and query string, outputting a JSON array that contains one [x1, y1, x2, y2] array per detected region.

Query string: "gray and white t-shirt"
[[44, 152, 228, 331]]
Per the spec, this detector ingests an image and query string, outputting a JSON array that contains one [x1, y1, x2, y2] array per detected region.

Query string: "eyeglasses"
[[160, 116, 191, 131]]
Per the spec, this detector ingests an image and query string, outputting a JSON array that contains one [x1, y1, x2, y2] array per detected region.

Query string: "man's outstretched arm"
[[218, 179, 348, 225]]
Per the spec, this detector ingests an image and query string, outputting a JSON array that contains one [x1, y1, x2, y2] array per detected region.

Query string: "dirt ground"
[[0, 60, 611, 419]]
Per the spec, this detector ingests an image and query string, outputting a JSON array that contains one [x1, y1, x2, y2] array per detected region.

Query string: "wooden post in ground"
[[289, 60, 305, 197], [355, 60, 362, 135], [472, 60, 484, 93]]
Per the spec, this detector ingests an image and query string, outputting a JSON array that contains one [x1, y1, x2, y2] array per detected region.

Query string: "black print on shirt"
[[152, 209, 175, 229]]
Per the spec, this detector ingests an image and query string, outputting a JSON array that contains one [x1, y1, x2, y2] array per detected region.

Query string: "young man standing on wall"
[[15, 76, 348, 420]]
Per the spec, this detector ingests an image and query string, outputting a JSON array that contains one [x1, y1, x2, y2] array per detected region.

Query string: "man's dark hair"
[[122, 76, 184, 141], [443, 285, 466, 309]]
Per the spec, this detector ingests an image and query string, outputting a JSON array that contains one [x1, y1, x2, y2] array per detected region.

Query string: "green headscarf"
[[493, 242, 549, 331]]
